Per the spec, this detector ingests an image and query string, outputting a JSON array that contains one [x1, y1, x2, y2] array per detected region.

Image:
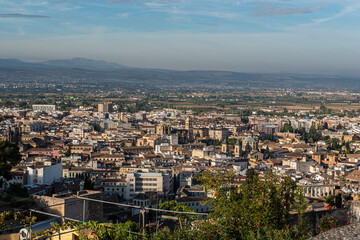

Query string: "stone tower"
[[234, 140, 241, 158], [221, 138, 228, 153]]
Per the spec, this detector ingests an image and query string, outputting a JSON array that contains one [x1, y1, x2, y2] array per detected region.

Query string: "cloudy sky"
[[0, 0, 359, 73]]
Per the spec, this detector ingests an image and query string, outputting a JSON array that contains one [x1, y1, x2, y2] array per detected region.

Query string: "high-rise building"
[[98, 102, 113, 113], [185, 117, 193, 130]]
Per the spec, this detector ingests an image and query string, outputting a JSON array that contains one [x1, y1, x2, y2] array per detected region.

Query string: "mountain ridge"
[[1, 58, 360, 78], [42, 57, 130, 70]]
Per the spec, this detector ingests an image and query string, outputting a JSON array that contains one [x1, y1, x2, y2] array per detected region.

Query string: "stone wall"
[[34, 190, 103, 222], [288, 201, 360, 231], [309, 223, 360, 240]]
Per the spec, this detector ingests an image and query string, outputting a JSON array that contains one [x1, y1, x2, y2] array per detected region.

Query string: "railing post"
[[83, 199, 86, 237], [141, 207, 145, 235], [83, 199, 86, 222], [29, 210, 32, 240]]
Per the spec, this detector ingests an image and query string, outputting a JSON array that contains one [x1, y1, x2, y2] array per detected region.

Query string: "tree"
[[281, 123, 293, 133], [64, 146, 71, 157], [195, 132, 201, 138], [228, 137, 238, 146], [197, 169, 309, 239], [93, 124, 101, 132], [241, 117, 249, 124], [84, 177, 94, 190], [7, 183, 29, 197], [1, 211, 36, 231], [159, 200, 196, 226], [0, 141, 21, 180]]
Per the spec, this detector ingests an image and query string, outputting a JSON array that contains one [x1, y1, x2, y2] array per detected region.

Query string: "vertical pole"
[[83, 199, 86, 222], [60, 216, 65, 240], [155, 193, 158, 233], [142, 208, 145, 234], [59, 225, 61, 240], [29, 210, 32, 240], [83, 199, 86, 237]]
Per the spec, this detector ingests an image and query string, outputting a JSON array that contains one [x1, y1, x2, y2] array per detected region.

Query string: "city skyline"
[[0, 0, 360, 73]]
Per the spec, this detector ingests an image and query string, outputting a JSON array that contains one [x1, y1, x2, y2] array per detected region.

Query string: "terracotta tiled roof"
[[346, 170, 360, 182]]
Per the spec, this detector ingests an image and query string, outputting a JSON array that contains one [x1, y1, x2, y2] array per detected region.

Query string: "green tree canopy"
[[0, 141, 21, 180], [196, 168, 308, 239], [228, 137, 238, 146], [7, 183, 29, 197]]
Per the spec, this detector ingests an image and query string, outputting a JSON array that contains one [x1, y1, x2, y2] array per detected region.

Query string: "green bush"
[[196, 168, 310, 239], [325, 195, 335, 205], [7, 183, 29, 197], [318, 215, 337, 234]]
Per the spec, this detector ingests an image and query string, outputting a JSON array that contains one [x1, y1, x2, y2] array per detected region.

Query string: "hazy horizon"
[[1, 0, 360, 73]]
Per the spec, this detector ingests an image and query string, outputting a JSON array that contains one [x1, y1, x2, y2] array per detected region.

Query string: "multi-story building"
[[27, 163, 63, 185], [98, 102, 113, 113], [32, 104, 56, 112], [156, 123, 172, 135], [256, 123, 279, 135], [24, 122, 44, 133], [209, 128, 228, 141], [125, 170, 172, 200], [176, 185, 211, 213], [99, 178, 127, 198]]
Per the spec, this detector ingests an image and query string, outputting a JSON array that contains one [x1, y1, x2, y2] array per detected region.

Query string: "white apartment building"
[[99, 178, 127, 198], [125, 171, 172, 200], [27, 163, 63, 185]]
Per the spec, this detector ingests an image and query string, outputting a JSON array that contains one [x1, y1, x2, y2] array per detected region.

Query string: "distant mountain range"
[[0, 57, 360, 90], [42, 57, 130, 69], [0, 57, 130, 70]]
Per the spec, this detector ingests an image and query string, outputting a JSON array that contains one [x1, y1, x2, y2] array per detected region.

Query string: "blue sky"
[[0, 0, 360, 73]]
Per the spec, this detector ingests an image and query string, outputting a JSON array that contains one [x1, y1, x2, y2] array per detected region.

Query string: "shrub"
[[196, 168, 310, 239], [318, 215, 337, 234], [325, 195, 335, 205], [7, 183, 29, 197]]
